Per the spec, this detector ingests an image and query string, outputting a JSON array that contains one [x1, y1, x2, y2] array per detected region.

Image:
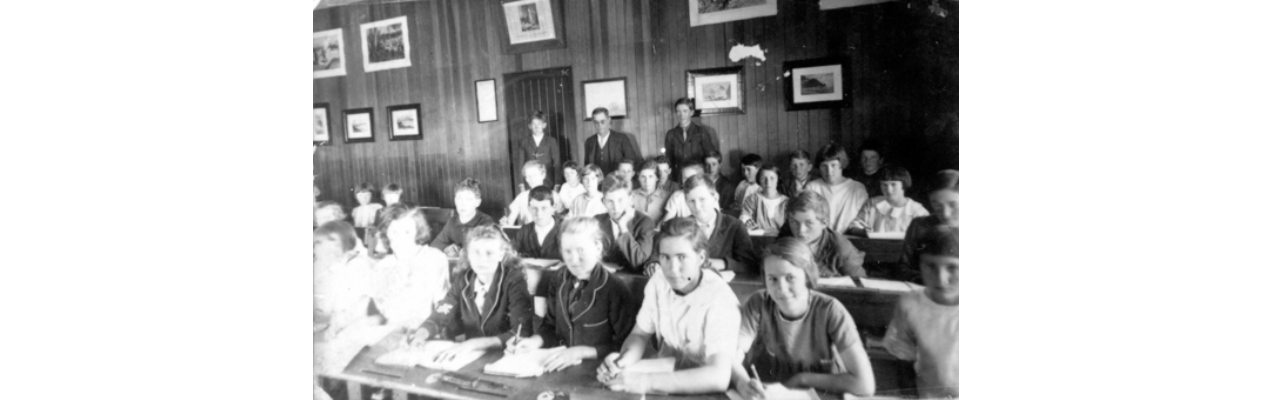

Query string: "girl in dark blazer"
[[506, 216, 637, 372], [410, 225, 533, 361]]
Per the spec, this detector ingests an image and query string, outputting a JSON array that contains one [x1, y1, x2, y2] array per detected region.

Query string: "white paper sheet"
[[373, 340, 485, 371], [818, 276, 858, 288], [865, 231, 905, 240], [483, 346, 571, 377], [859, 278, 918, 292]]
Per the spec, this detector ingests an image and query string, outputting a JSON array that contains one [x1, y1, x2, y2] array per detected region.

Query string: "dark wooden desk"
[[747, 235, 903, 265], [319, 330, 843, 400]]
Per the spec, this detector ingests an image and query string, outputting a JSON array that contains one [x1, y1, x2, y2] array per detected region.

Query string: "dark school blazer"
[[536, 264, 636, 357], [419, 263, 533, 343], [645, 212, 760, 277], [513, 221, 562, 260], [594, 211, 657, 274], [429, 212, 497, 250]]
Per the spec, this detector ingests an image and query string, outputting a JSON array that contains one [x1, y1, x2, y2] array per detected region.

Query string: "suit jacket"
[[512, 221, 562, 260], [584, 131, 642, 175], [646, 213, 759, 277], [419, 263, 533, 343], [594, 211, 657, 273], [429, 212, 496, 250], [535, 265, 637, 357], [512, 133, 562, 186], [664, 122, 717, 180], [777, 225, 866, 278]]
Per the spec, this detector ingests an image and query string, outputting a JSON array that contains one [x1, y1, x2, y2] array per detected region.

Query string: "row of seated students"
[[314, 210, 958, 398]]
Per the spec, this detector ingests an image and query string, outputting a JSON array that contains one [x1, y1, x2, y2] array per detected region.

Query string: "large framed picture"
[[360, 16, 411, 72], [820, 0, 892, 10], [582, 77, 628, 121], [386, 104, 422, 141], [687, 66, 745, 115], [689, 0, 777, 27], [496, 0, 566, 55], [313, 29, 346, 79], [784, 57, 851, 111], [343, 108, 375, 144], [314, 103, 331, 144], [475, 79, 499, 123]]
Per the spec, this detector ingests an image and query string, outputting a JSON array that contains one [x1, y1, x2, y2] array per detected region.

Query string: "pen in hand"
[[748, 364, 766, 390], [507, 323, 522, 352]]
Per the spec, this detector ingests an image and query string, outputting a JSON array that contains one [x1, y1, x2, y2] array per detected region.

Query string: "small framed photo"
[[314, 103, 331, 145], [582, 77, 628, 121], [343, 108, 375, 144], [386, 104, 422, 141], [475, 79, 499, 123], [496, 0, 567, 55], [689, 0, 777, 27], [360, 16, 411, 73], [313, 29, 346, 79], [784, 57, 851, 111], [687, 66, 745, 115]]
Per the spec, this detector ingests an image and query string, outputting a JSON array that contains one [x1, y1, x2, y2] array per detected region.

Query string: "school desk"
[[318, 329, 848, 400], [745, 234, 904, 265]]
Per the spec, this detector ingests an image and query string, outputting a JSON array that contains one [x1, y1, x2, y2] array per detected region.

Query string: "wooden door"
[[503, 67, 575, 191]]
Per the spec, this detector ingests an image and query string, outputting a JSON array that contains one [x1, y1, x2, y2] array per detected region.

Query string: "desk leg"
[[346, 381, 363, 400]]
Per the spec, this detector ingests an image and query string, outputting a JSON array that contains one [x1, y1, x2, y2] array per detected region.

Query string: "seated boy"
[[882, 228, 959, 398], [632, 160, 670, 222], [899, 172, 958, 283], [502, 160, 562, 226], [315, 201, 367, 255], [594, 174, 657, 273], [778, 192, 866, 277], [704, 151, 738, 210], [429, 178, 496, 257], [850, 140, 886, 198], [512, 186, 563, 260], [654, 155, 680, 193], [615, 158, 637, 186], [779, 151, 816, 198], [803, 144, 869, 234], [660, 161, 706, 224], [731, 153, 763, 210]]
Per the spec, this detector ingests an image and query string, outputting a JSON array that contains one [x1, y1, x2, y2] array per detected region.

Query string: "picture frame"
[[495, 0, 567, 55], [687, 66, 746, 115], [783, 57, 851, 111], [313, 29, 346, 79], [386, 104, 422, 141], [819, 0, 893, 10], [343, 108, 375, 144], [582, 77, 628, 121], [689, 0, 777, 27], [314, 103, 331, 145], [475, 79, 499, 123], [360, 16, 411, 73]]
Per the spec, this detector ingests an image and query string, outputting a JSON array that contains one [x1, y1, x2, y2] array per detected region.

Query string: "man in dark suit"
[[593, 174, 656, 274], [583, 107, 642, 175]]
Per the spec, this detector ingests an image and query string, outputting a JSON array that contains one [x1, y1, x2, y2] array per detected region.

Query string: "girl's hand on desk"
[[403, 328, 430, 348], [443, 245, 461, 258], [434, 338, 487, 362], [604, 371, 651, 394], [505, 334, 543, 354], [736, 378, 766, 400], [597, 352, 625, 382], [542, 347, 590, 372]]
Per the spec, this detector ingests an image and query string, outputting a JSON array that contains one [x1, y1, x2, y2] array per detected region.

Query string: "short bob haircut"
[[559, 216, 609, 254], [815, 143, 849, 168], [757, 163, 781, 186], [763, 237, 819, 288], [354, 182, 376, 195], [785, 191, 830, 223], [933, 169, 959, 192], [376, 206, 431, 250], [580, 164, 604, 179], [458, 224, 519, 272], [657, 217, 710, 256], [740, 153, 763, 167], [562, 160, 580, 174], [314, 201, 347, 220], [915, 227, 958, 258], [528, 185, 555, 205], [673, 97, 694, 110], [314, 220, 358, 253], [454, 178, 482, 199], [879, 166, 913, 190], [382, 183, 402, 194], [530, 110, 548, 124]]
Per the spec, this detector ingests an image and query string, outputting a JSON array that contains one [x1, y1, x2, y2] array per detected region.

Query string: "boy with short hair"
[[502, 160, 563, 226], [430, 178, 497, 257], [780, 150, 816, 198], [512, 186, 563, 260], [616, 159, 637, 186], [851, 140, 886, 198], [653, 155, 680, 193], [802, 144, 869, 234], [731, 153, 763, 211], [594, 174, 657, 273], [882, 228, 959, 398], [704, 151, 737, 210], [660, 161, 706, 224]]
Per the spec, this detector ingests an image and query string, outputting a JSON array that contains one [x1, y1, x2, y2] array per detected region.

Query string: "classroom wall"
[[313, 0, 958, 214]]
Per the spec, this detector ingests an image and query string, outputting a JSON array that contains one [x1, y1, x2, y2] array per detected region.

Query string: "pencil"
[[748, 364, 764, 389]]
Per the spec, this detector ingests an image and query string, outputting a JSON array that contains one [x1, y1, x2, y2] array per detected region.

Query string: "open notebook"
[[373, 340, 485, 371], [725, 383, 820, 400], [482, 347, 571, 377]]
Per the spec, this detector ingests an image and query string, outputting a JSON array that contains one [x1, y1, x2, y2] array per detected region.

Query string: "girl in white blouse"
[[370, 207, 450, 331], [849, 166, 930, 236]]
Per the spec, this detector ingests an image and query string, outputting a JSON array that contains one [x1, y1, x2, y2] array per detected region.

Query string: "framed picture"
[[496, 0, 566, 54], [784, 57, 851, 111], [313, 29, 346, 79], [820, 0, 892, 10], [689, 0, 777, 27], [360, 16, 411, 72], [582, 77, 628, 120], [314, 103, 331, 144], [687, 66, 746, 115], [475, 79, 499, 123], [343, 108, 375, 143], [386, 104, 422, 141]]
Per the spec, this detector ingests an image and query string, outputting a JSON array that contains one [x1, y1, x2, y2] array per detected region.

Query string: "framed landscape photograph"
[[360, 16, 411, 72], [475, 79, 499, 123], [687, 66, 746, 115], [582, 77, 628, 120], [313, 29, 346, 79], [314, 103, 331, 144], [689, 0, 777, 27], [496, 0, 566, 54], [784, 57, 851, 111], [343, 108, 375, 143], [386, 104, 422, 141]]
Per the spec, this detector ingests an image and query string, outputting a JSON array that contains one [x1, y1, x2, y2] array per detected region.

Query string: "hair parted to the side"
[[559, 216, 609, 255], [764, 237, 819, 288], [600, 173, 633, 194], [785, 191, 829, 222], [457, 224, 518, 272], [376, 206, 432, 251], [528, 185, 555, 205], [816, 143, 849, 167], [741, 153, 763, 167]]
